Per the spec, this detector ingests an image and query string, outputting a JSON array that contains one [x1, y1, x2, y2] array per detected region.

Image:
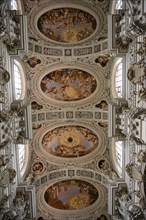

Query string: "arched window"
[[13, 60, 25, 100], [18, 144, 25, 173], [111, 139, 123, 177], [17, 143, 29, 178], [115, 60, 123, 97], [116, 0, 123, 9], [11, 0, 18, 10]]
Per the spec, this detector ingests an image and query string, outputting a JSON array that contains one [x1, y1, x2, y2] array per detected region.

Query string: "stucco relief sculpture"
[[116, 35, 132, 49], [0, 111, 10, 123], [25, 172, 36, 185], [0, 168, 16, 187], [0, 192, 29, 219], [0, 195, 10, 211], [116, 186, 131, 204], [127, 66, 145, 85], [0, 67, 10, 86], [106, 170, 118, 181], [127, 204, 144, 220], [0, 155, 10, 167], [1, 209, 21, 220], [130, 134, 144, 145], [126, 162, 144, 182], [32, 124, 43, 130], [0, 91, 4, 97], [134, 149, 146, 163], [136, 37, 146, 57], [13, 193, 27, 209], [137, 86, 146, 103], [133, 190, 146, 209], [0, 139, 11, 150]]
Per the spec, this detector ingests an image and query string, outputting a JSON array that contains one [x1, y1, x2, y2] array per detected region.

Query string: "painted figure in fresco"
[[32, 124, 42, 130], [95, 54, 111, 67], [31, 101, 43, 111], [32, 162, 44, 173], [42, 126, 98, 158], [98, 159, 109, 171], [95, 100, 108, 109], [98, 122, 108, 128], [40, 69, 97, 101], [44, 179, 98, 210], [27, 56, 41, 68], [97, 215, 107, 220], [37, 8, 96, 43]]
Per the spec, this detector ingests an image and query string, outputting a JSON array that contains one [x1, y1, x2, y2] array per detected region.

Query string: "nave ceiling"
[[4, 0, 115, 219], [1, 0, 146, 219], [0, 0, 118, 220]]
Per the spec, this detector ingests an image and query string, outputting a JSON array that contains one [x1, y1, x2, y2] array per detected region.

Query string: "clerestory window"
[[13, 60, 25, 100], [11, 0, 18, 10], [116, 0, 123, 9], [18, 144, 25, 173], [115, 60, 123, 98], [115, 141, 123, 169]]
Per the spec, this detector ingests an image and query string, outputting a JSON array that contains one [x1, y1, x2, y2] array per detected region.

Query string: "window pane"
[[14, 63, 22, 100], [18, 144, 25, 173], [11, 0, 18, 10], [116, 0, 123, 9], [115, 62, 122, 97], [115, 141, 123, 168]]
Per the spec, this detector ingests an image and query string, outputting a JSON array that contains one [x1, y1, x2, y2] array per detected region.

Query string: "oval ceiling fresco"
[[42, 126, 98, 158], [40, 68, 97, 101], [44, 179, 98, 210], [37, 8, 97, 43]]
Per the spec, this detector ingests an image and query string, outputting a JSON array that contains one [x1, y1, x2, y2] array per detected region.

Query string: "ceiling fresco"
[[41, 125, 98, 158], [37, 8, 97, 43], [23, 0, 111, 218], [44, 179, 99, 210], [40, 68, 97, 101]]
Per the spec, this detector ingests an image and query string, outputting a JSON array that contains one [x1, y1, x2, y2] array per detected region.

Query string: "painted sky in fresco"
[[37, 8, 97, 43], [42, 126, 98, 158], [40, 68, 97, 101], [44, 179, 99, 210]]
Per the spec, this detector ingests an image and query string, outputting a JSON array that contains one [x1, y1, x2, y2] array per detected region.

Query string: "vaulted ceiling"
[[21, 0, 114, 219]]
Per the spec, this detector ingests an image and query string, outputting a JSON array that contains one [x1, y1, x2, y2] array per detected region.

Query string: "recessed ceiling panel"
[[44, 179, 98, 210], [40, 68, 97, 101], [42, 126, 98, 158], [37, 8, 97, 43]]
